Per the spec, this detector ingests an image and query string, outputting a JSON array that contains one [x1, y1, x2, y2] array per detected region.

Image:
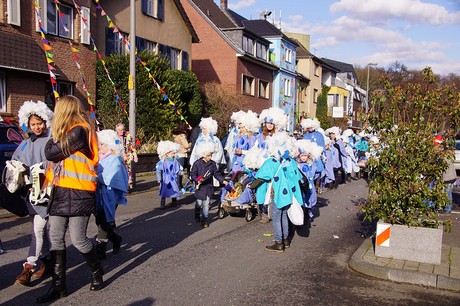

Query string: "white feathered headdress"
[[265, 131, 296, 159], [240, 110, 260, 133], [259, 107, 288, 131], [300, 118, 321, 130], [195, 141, 217, 158], [97, 129, 124, 157], [199, 117, 218, 135], [157, 140, 181, 158], [18, 100, 53, 131], [295, 139, 323, 160], [243, 146, 269, 169]]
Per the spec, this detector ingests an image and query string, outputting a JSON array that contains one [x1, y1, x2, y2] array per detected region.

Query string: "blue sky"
[[216, 0, 460, 75]]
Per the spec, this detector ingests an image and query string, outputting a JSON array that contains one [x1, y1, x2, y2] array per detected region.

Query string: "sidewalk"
[[349, 208, 460, 292]]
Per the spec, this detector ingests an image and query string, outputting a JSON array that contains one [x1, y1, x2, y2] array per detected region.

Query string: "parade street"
[[1, 176, 460, 305]]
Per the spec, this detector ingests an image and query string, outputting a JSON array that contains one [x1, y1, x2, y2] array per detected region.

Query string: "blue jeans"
[[196, 196, 210, 220], [271, 201, 289, 242], [445, 183, 454, 213]]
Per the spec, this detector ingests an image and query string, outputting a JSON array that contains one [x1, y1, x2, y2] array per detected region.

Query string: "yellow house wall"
[[96, 1, 193, 58]]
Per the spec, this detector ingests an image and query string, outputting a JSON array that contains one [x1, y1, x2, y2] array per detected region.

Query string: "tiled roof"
[[242, 20, 298, 46], [321, 58, 358, 80], [190, 0, 237, 28], [0, 32, 48, 74]]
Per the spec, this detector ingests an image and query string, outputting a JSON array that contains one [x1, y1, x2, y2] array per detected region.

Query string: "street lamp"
[[366, 62, 378, 108]]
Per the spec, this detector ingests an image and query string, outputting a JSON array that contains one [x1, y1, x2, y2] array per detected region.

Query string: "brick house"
[[179, 0, 278, 113], [0, 0, 98, 122]]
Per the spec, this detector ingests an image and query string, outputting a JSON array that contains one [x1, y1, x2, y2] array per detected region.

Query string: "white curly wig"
[[195, 141, 217, 158], [258, 107, 288, 131], [199, 117, 218, 135], [97, 129, 124, 157], [342, 129, 354, 138], [300, 118, 321, 130], [243, 146, 269, 169], [295, 139, 323, 160], [18, 100, 53, 131], [265, 131, 297, 159], [230, 111, 246, 126], [325, 126, 341, 137], [157, 140, 181, 158], [240, 110, 260, 133]]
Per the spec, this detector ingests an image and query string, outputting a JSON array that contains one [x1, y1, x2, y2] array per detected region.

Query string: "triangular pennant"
[[71, 47, 79, 53], [58, 11, 64, 18], [43, 44, 52, 51], [113, 27, 119, 33], [48, 64, 55, 71], [101, 9, 106, 16], [46, 57, 54, 64], [49, 71, 56, 79], [75, 62, 81, 69], [50, 77, 57, 84], [108, 21, 115, 28], [46, 52, 54, 58]]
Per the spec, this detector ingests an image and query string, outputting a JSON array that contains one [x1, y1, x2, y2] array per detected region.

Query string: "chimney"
[[220, 0, 228, 10]]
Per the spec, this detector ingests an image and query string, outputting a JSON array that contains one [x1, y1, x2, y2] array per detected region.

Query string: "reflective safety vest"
[[46, 123, 98, 192]]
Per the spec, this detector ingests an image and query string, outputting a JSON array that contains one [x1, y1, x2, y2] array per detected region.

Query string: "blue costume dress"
[[96, 154, 129, 223], [298, 161, 317, 209], [156, 157, 182, 199], [231, 133, 256, 173], [303, 130, 325, 148], [323, 148, 337, 184]]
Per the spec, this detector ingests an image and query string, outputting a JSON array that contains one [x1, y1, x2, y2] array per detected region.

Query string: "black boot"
[[81, 247, 104, 291], [108, 232, 122, 254], [265, 241, 285, 253], [95, 241, 107, 260], [171, 198, 177, 206], [194, 207, 201, 222], [36, 250, 67, 303], [160, 198, 166, 210]]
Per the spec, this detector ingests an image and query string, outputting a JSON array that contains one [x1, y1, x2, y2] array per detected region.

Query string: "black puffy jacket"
[[45, 126, 96, 216]]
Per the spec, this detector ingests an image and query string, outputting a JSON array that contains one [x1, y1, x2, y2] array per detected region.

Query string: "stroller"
[[217, 171, 260, 222]]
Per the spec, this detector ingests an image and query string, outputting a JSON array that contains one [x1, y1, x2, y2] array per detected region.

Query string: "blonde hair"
[[51, 95, 93, 155]]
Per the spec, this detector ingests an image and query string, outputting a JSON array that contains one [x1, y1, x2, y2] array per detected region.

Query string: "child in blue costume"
[[323, 137, 340, 189], [251, 131, 302, 253], [230, 110, 258, 173], [156, 141, 183, 210], [95, 129, 129, 259], [295, 139, 323, 222]]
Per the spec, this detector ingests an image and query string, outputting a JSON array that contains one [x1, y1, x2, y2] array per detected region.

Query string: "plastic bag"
[[1, 160, 29, 193], [288, 196, 304, 226]]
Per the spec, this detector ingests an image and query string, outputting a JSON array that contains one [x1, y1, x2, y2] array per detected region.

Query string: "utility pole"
[[129, 0, 136, 186], [366, 62, 378, 109]]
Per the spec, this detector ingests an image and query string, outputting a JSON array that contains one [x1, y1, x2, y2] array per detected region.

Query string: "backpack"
[[1, 160, 30, 193]]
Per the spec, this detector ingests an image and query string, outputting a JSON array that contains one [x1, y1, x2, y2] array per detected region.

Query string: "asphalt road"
[[1, 177, 460, 305]]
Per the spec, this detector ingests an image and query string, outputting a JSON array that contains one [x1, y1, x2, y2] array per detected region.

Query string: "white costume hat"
[[195, 141, 217, 158], [259, 107, 288, 131], [325, 126, 341, 137], [342, 129, 354, 138], [265, 131, 296, 159], [97, 129, 124, 157], [18, 100, 53, 131], [157, 140, 181, 159], [300, 118, 320, 130], [341, 135, 349, 143], [199, 117, 218, 135], [240, 110, 260, 133], [295, 139, 323, 160], [230, 111, 246, 126]]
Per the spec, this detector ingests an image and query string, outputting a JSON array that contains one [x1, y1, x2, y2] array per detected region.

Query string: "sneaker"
[[265, 241, 285, 253], [31, 259, 50, 281], [15, 263, 35, 286]]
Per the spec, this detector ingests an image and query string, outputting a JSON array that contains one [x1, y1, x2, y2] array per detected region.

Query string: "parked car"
[[0, 122, 23, 175], [455, 139, 460, 176]]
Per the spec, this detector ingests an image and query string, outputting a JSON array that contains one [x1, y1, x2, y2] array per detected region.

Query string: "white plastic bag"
[[288, 195, 304, 226], [263, 181, 273, 205], [2, 160, 29, 193]]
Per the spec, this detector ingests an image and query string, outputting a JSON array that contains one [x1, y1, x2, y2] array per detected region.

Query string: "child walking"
[[156, 141, 182, 209], [95, 129, 128, 260], [190, 142, 228, 228]]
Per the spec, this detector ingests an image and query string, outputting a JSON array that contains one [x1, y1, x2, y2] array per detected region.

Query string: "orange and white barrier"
[[376, 223, 391, 247]]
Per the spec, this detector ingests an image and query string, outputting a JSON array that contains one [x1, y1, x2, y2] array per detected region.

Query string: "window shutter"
[[35, 0, 47, 32], [181, 51, 189, 71], [142, 0, 148, 15], [105, 27, 115, 55], [80, 6, 90, 44], [7, 0, 21, 26], [157, 0, 164, 21]]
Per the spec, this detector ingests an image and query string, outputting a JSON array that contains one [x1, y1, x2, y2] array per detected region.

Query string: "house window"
[[256, 43, 267, 60], [285, 49, 292, 63], [45, 81, 74, 110], [170, 48, 180, 69], [142, 0, 164, 21], [242, 75, 255, 96], [7, 0, 21, 26], [80, 6, 90, 45], [181, 51, 189, 71], [258, 80, 269, 99], [0, 71, 6, 112], [284, 79, 292, 97], [314, 64, 320, 77], [146, 40, 157, 53], [242, 36, 254, 55], [105, 28, 128, 55], [136, 37, 147, 52], [313, 89, 318, 103], [46, 1, 73, 39]]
